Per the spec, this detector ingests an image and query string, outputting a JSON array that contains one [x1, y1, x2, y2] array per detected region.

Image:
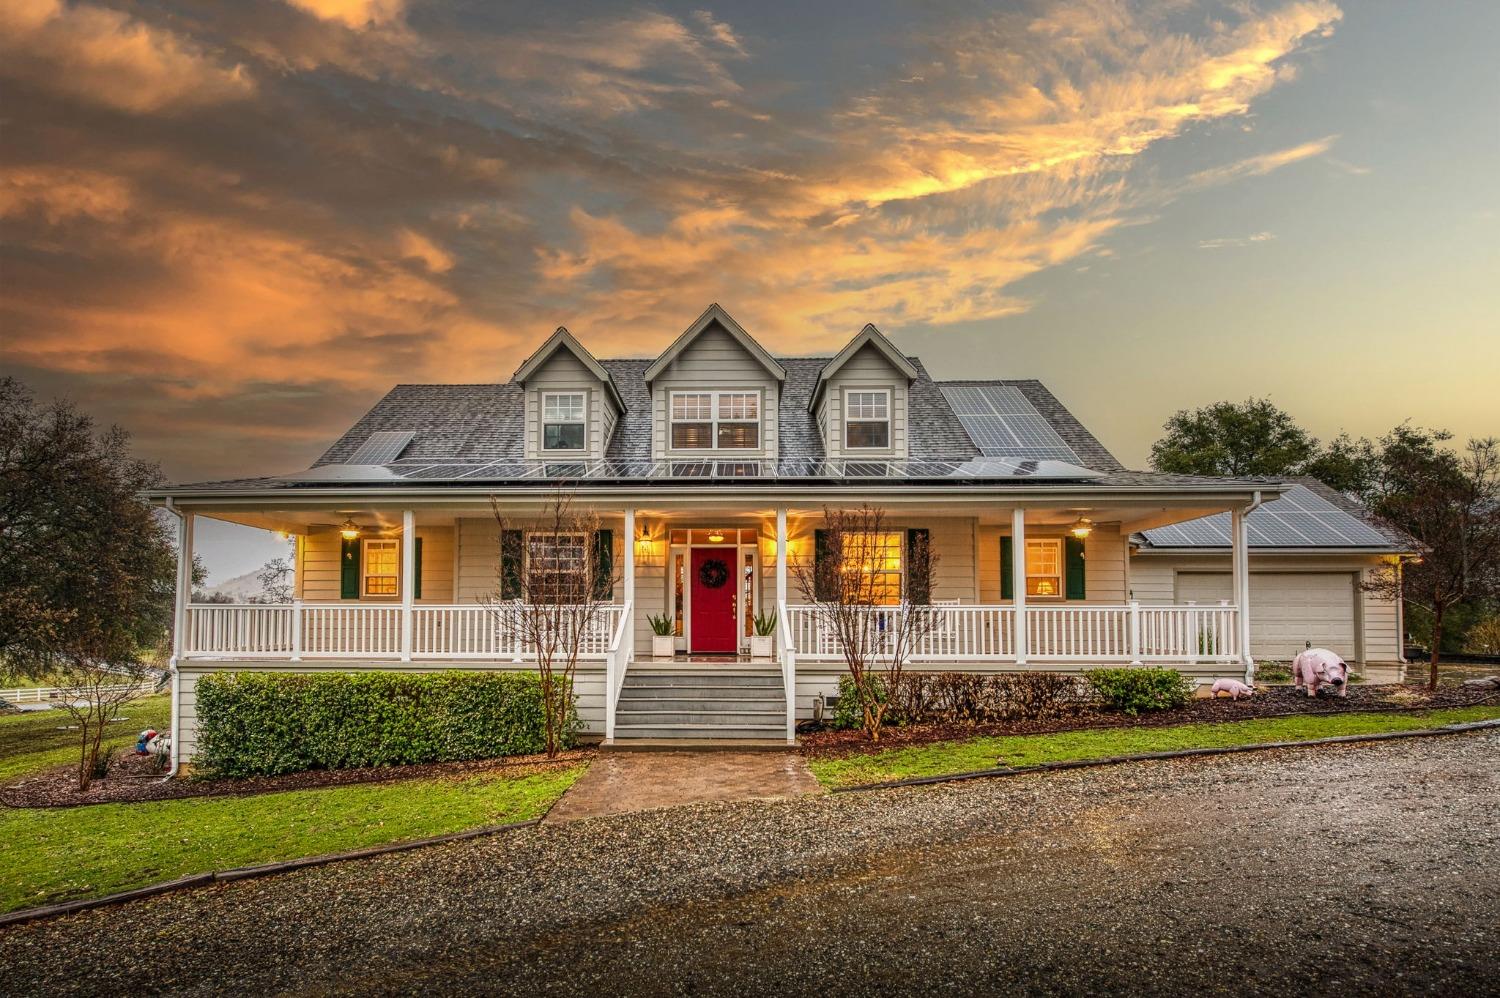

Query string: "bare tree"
[[53, 649, 158, 791], [1365, 431, 1500, 691], [485, 489, 619, 758], [791, 505, 938, 741]]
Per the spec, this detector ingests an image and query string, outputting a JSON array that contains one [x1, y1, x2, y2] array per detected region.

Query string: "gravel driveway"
[[4, 732, 1497, 996]]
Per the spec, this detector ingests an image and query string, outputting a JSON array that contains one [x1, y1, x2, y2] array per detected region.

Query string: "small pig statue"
[[1292, 648, 1349, 698], [1210, 678, 1254, 700]]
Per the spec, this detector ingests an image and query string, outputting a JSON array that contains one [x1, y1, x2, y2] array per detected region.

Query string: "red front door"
[[690, 549, 738, 653]]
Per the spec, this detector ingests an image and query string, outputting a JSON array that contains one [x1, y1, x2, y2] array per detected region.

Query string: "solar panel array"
[[1141, 485, 1392, 548], [940, 385, 1081, 463], [345, 431, 415, 465], [304, 456, 1103, 483]]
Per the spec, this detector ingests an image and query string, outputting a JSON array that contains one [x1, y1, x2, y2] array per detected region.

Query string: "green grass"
[[0, 694, 585, 913], [0, 694, 172, 783], [0, 765, 583, 913], [809, 706, 1500, 789]]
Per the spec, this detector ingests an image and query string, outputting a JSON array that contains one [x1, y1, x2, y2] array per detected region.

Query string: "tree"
[[1364, 428, 1500, 691], [0, 378, 176, 678], [254, 555, 295, 604], [485, 490, 618, 758], [1150, 398, 1319, 478], [1302, 432, 1380, 500], [791, 505, 937, 742], [0, 377, 178, 788]]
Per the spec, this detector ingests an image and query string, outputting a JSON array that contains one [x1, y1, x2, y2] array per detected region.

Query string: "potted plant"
[[647, 613, 676, 659], [750, 609, 777, 660]]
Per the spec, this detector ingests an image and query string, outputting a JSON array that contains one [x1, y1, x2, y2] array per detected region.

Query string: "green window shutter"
[[1000, 535, 1014, 601], [905, 528, 931, 605], [592, 529, 614, 601], [340, 537, 360, 600], [1065, 536, 1086, 600], [814, 529, 833, 601], [413, 536, 423, 600], [500, 530, 524, 600]]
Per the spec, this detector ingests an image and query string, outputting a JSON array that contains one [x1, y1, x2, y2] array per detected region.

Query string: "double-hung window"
[[362, 538, 399, 597], [842, 530, 904, 605], [526, 532, 587, 602], [845, 389, 891, 450], [542, 392, 586, 451], [1025, 538, 1062, 598], [670, 391, 760, 450]]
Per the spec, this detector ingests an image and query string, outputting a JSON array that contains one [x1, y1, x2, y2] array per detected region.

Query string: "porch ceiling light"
[[1069, 516, 1093, 539], [707, 530, 726, 543], [339, 518, 361, 540]]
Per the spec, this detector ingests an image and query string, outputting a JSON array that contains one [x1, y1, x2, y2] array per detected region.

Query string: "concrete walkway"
[[545, 750, 824, 822]]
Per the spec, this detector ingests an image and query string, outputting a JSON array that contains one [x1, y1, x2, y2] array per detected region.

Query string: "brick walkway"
[[544, 750, 824, 822]]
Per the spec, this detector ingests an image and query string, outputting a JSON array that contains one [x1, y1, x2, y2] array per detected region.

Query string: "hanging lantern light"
[[707, 530, 726, 544], [339, 518, 361, 540], [1070, 516, 1093, 539]]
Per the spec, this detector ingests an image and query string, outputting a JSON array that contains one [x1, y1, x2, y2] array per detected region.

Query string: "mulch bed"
[[797, 682, 1500, 760], [1, 748, 595, 810]]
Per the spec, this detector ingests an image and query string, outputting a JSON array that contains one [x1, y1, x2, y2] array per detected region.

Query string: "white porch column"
[[623, 508, 636, 607], [400, 509, 415, 662], [775, 508, 788, 608], [172, 510, 194, 662], [1011, 507, 1028, 665], [1231, 506, 1253, 682]]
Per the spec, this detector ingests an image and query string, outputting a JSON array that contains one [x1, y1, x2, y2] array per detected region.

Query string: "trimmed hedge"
[[195, 671, 579, 777], [1084, 667, 1195, 715]]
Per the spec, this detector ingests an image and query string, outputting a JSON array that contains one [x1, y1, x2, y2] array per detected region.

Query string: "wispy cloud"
[[1199, 231, 1277, 249]]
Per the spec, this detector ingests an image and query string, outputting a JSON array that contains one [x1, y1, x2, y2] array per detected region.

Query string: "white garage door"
[[1175, 572, 1358, 662]]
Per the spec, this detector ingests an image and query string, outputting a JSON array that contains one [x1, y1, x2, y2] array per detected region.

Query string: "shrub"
[[194, 671, 577, 778], [1084, 667, 1194, 715], [830, 674, 886, 730], [1255, 660, 1293, 682], [830, 671, 1085, 728]]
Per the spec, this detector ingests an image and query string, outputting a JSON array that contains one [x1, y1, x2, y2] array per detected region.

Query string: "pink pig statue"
[[1210, 678, 1254, 700], [1292, 648, 1349, 697]]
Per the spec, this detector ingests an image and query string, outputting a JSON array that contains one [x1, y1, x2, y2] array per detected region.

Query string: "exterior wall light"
[[1070, 517, 1093, 539]]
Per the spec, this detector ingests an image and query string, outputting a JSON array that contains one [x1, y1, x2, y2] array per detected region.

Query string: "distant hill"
[[204, 569, 266, 602]]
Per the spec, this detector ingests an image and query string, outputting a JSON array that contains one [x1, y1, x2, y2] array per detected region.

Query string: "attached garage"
[[1175, 571, 1358, 664]]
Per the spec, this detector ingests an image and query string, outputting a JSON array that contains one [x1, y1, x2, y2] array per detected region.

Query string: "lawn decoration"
[[135, 729, 158, 754], [1292, 648, 1349, 698], [1209, 678, 1254, 700]]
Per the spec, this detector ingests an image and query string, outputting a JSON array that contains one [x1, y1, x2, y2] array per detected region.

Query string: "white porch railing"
[[604, 600, 633, 743], [781, 602, 1240, 666], [777, 600, 796, 744], [182, 603, 625, 662]]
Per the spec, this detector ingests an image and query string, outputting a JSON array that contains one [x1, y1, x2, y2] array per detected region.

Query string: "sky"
[[3, 0, 1498, 581]]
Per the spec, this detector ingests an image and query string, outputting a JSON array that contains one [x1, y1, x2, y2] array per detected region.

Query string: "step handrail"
[[777, 599, 796, 744], [605, 600, 633, 743]]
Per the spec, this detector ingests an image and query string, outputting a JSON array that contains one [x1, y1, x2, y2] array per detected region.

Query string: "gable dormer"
[[811, 324, 918, 459], [512, 327, 624, 460], [643, 305, 785, 461]]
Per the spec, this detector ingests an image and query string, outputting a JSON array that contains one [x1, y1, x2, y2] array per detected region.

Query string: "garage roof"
[[1135, 479, 1412, 552]]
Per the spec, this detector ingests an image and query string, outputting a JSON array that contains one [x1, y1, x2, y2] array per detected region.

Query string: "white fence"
[[1, 684, 143, 704], [781, 602, 1241, 666], [183, 603, 625, 662]]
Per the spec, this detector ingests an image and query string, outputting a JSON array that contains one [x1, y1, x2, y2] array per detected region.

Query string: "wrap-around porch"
[[171, 495, 1263, 745]]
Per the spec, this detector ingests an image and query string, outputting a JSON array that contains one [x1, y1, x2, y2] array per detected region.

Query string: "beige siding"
[[1128, 552, 1404, 665], [649, 323, 780, 460], [295, 526, 452, 602], [818, 342, 910, 459], [521, 349, 617, 460], [454, 516, 625, 605], [976, 522, 1126, 604]]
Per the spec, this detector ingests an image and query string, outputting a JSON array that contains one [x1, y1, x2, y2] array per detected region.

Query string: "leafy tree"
[[1364, 428, 1500, 690], [1302, 432, 1380, 500], [254, 554, 295, 604], [0, 378, 179, 787], [1150, 398, 1319, 478]]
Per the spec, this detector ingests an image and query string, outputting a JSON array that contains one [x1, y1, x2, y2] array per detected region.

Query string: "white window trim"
[[1024, 537, 1065, 600], [540, 391, 588, 454], [668, 389, 762, 452], [844, 387, 893, 451], [361, 537, 400, 600]]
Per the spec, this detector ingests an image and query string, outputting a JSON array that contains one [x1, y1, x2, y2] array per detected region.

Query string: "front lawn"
[[0, 696, 585, 914], [810, 706, 1500, 789]]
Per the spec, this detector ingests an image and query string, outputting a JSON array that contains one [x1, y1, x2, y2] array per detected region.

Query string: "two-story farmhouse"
[[151, 305, 1410, 756]]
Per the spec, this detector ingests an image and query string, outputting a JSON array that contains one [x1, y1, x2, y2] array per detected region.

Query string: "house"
[[150, 304, 1412, 754]]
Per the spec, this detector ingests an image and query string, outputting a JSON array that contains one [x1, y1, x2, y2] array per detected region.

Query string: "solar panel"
[[1141, 486, 1393, 548], [942, 385, 1080, 462], [346, 431, 414, 465]]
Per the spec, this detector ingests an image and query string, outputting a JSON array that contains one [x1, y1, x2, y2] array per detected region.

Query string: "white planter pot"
[[750, 634, 774, 660], [652, 635, 676, 659]]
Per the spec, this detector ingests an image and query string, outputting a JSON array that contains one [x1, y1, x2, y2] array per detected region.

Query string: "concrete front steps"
[[613, 668, 788, 742]]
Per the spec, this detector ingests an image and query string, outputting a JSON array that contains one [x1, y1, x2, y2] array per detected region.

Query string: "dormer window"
[[671, 391, 760, 450], [845, 389, 891, 449], [542, 392, 586, 451]]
